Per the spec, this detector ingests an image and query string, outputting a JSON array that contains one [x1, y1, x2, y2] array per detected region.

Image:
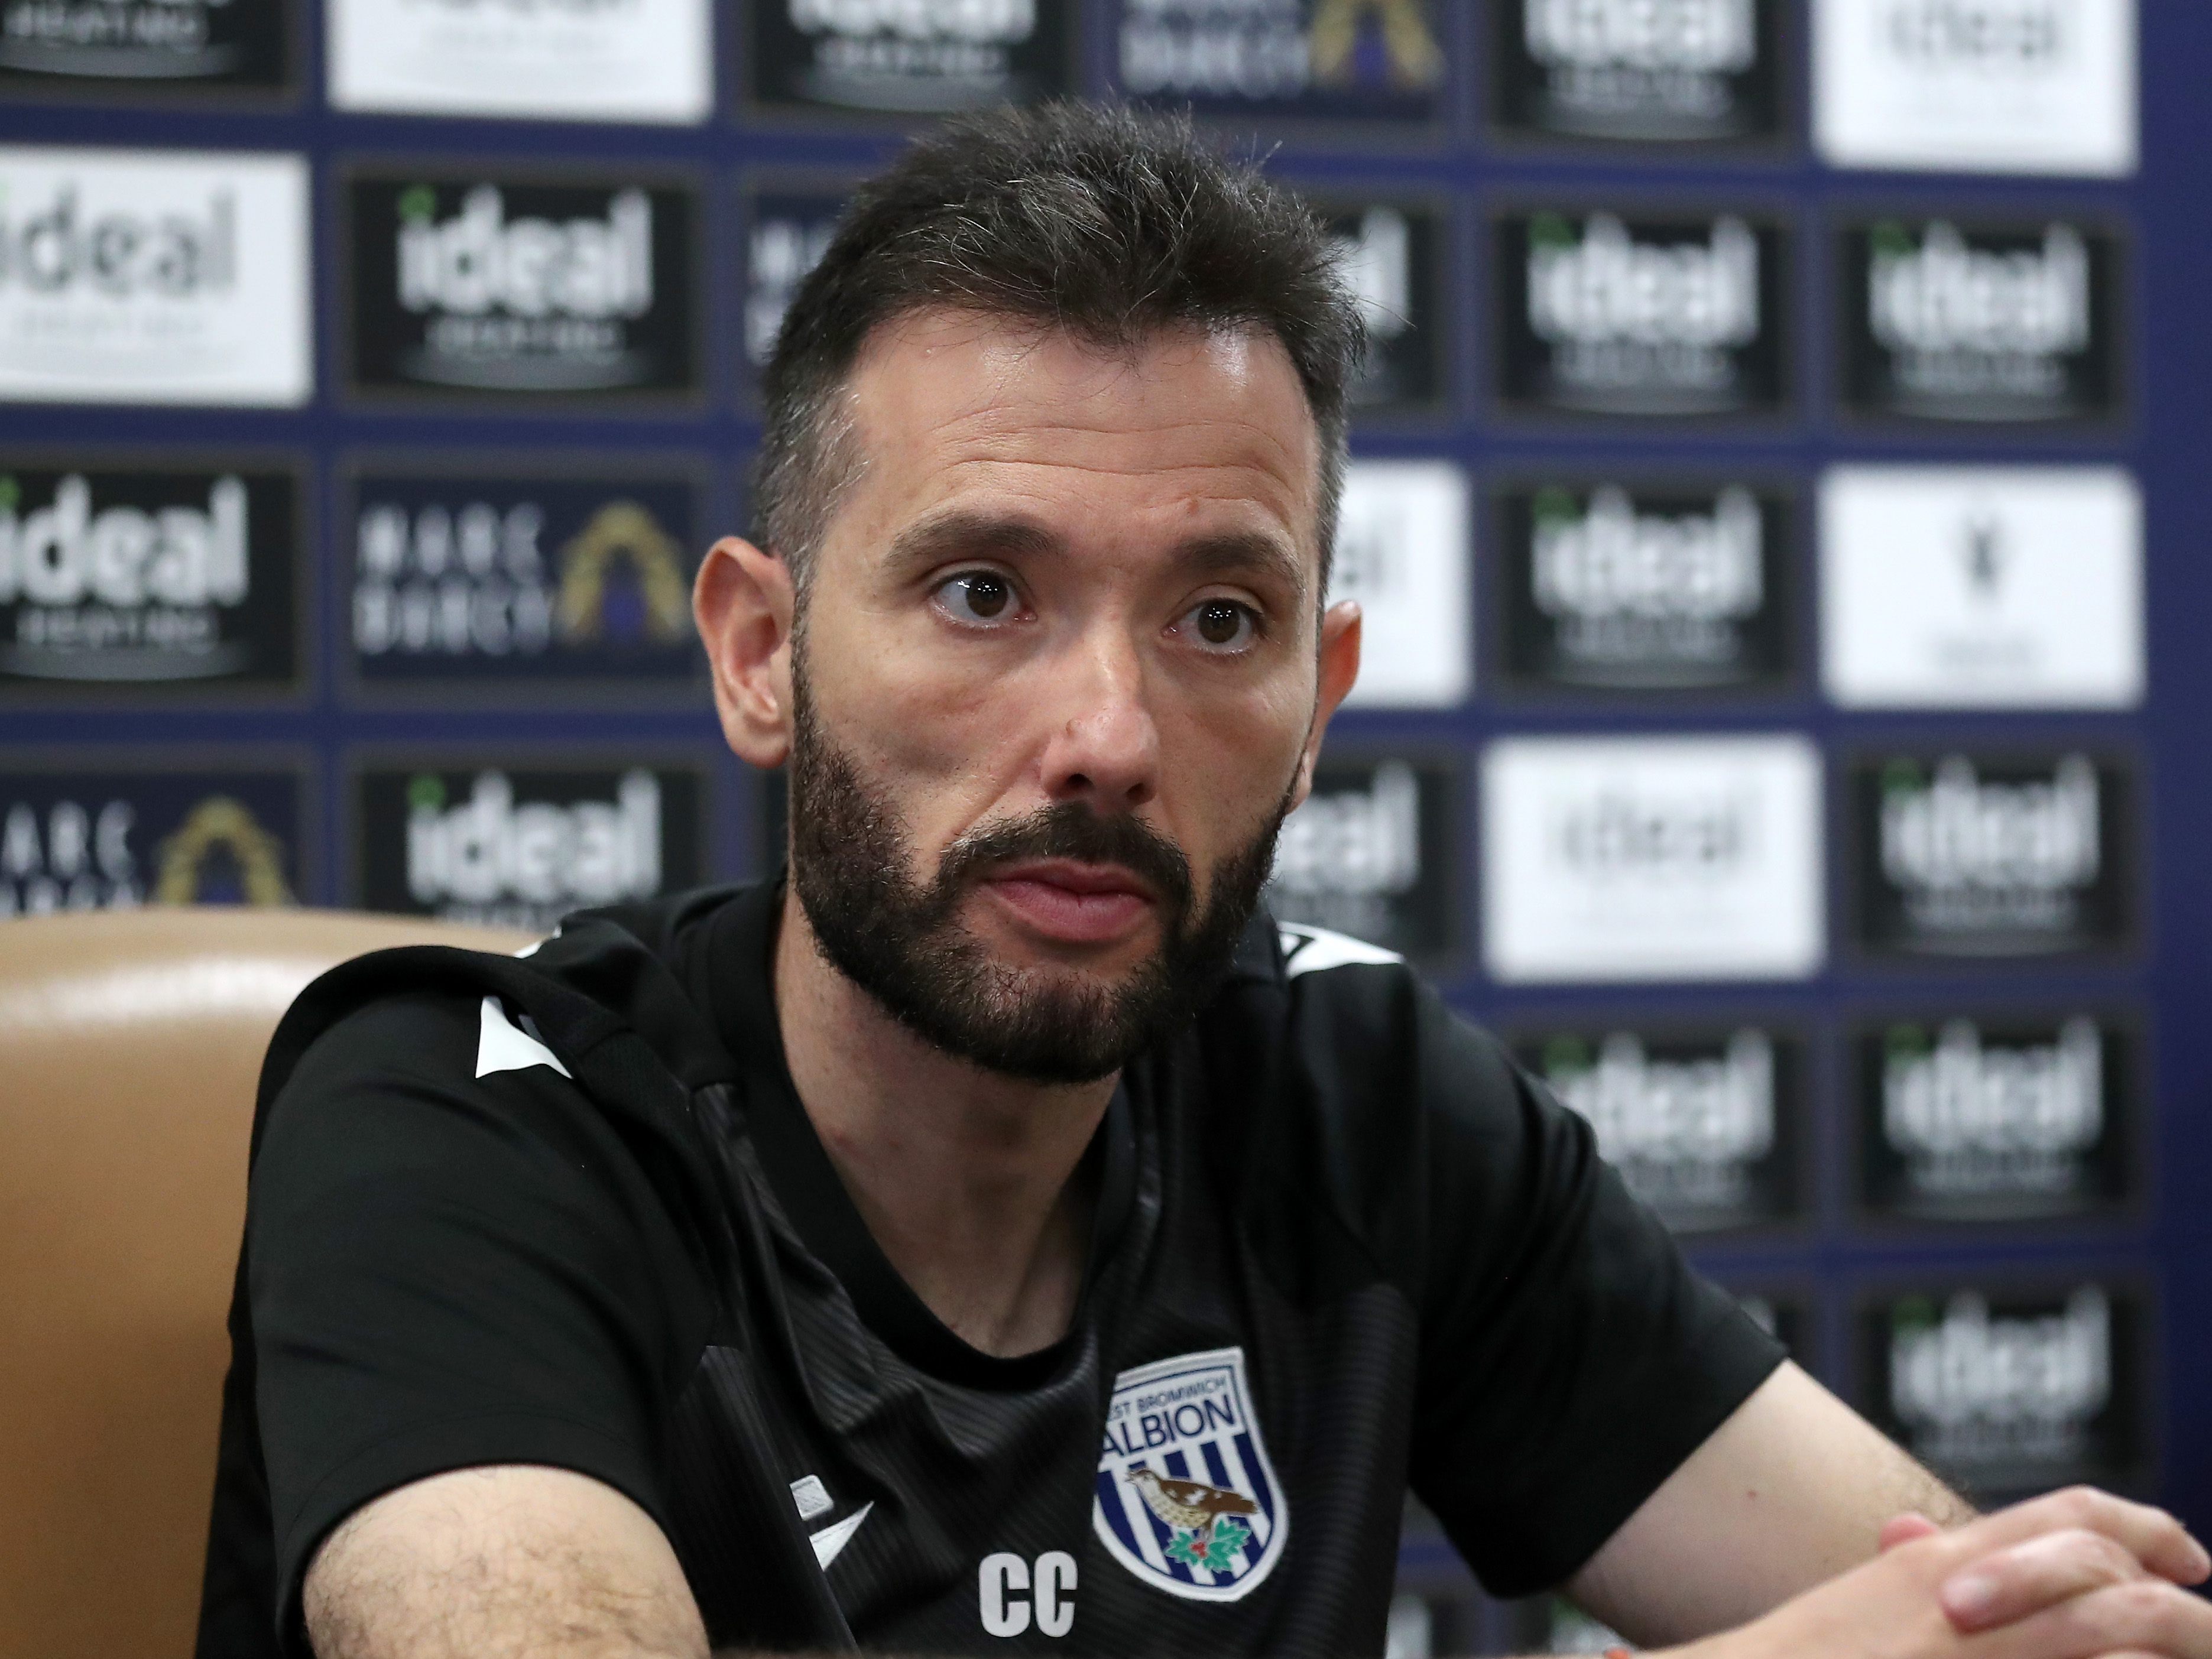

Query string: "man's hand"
[[1679, 1488, 2212, 1659]]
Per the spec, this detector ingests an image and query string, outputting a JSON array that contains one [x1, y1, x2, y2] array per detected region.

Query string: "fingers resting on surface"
[[1939, 1529, 2152, 1632], [1947, 1489, 2211, 1589], [1969, 1576, 2212, 1659]]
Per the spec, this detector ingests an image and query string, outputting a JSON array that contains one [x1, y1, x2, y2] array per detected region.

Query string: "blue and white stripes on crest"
[[1092, 1346, 1288, 1602]]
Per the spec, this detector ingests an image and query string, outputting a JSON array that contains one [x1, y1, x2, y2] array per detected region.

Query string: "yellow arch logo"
[[556, 500, 692, 645], [154, 796, 294, 907], [1310, 0, 1443, 90]]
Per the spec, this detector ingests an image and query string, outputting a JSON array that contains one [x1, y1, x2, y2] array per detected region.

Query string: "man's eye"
[[935, 571, 1016, 623], [1179, 599, 1259, 652]]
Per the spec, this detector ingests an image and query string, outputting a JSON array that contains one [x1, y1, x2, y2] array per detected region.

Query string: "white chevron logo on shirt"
[[810, 1501, 873, 1570]]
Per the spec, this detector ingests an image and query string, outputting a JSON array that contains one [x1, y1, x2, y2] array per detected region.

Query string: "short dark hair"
[[753, 101, 1363, 599]]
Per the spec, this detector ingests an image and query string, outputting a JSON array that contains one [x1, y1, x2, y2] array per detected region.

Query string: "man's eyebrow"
[[1170, 531, 1308, 603], [881, 511, 1063, 579]]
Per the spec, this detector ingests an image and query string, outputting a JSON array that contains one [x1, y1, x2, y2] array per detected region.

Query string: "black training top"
[[194, 879, 1783, 1659]]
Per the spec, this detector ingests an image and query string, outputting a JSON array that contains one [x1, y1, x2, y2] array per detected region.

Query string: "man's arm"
[[1564, 1360, 2212, 1659], [303, 1466, 708, 1659], [1567, 1359, 1973, 1642]]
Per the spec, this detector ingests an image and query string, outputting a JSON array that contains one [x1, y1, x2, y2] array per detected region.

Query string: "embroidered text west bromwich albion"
[[196, 879, 1783, 1658]]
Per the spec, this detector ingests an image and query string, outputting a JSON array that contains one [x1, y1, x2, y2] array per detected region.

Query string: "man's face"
[[783, 309, 1350, 1082]]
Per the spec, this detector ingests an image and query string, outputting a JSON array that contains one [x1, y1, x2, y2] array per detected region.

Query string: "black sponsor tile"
[[1488, 0, 1784, 146], [1850, 1010, 2140, 1224], [1856, 1279, 2150, 1499], [1490, 474, 1795, 693], [351, 755, 709, 934], [1846, 749, 2137, 961], [0, 754, 309, 913], [1307, 194, 1449, 418], [0, 0, 291, 96], [1509, 1020, 1808, 1232], [747, 0, 1075, 116], [0, 454, 303, 696], [343, 165, 703, 406], [1837, 212, 2126, 426], [741, 184, 851, 387], [1493, 206, 1791, 419], [1266, 750, 1461, 968], [1114, 0, 1451, 128], [342, 455, 705, 703]]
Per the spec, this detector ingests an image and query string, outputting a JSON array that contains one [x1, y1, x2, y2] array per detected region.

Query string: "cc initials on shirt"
[[978, 1551, 1076, 1638]]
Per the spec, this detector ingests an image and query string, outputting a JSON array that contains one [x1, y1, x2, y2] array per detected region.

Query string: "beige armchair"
[[0, 908, 534, 1658]]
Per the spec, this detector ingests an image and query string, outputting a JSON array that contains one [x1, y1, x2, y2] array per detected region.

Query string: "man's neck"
[[770, 888, 1115, 1359]]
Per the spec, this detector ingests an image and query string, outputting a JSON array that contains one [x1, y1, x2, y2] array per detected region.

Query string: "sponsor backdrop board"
[[0, 454, 304, 695], [0, 755, 309, 912], [10, 0, 2212, 1632]]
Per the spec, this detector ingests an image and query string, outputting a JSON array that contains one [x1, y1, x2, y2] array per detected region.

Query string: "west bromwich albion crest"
[[1093, 1346, 1288, 1602]]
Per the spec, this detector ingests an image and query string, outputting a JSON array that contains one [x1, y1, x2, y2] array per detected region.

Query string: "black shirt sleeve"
[[243, 990, 713, 1651], [1286, 965, 1785, 1598]]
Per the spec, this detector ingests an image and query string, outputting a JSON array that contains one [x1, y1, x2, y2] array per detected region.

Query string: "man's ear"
[[1287, 599, 1362, 811], [693, 535, 796, 768]]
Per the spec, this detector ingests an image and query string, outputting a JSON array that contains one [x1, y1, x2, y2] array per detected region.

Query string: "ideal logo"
[[1557, 785, 1749, 876], [1883, 0, 2063, 64], [1846, 219, 2117, 422], [1860, 1014, 2129, 1218], [349, 469, 699, 690], [349, 173, 696, 398], [0, 464, 297, 687], [745, 193, 845, 372], [0, 147, 309, 405], [1266, 756, 1455, 959], [0, 768, 299, 915], [1483, 735, 1824, 983], [356, 762, 705, 930], [0, 0, 288, 85], [398, 185, 651, 322], [1120, 0, 1445, 124], [1525, 1025, 1799, 1228], [1502, 0, 1777, 141], [1860, 752, 2129, 955], [1501, 209, 1783, 415], [1328, 460, 1471, 709], [1094, 1346, 1287, 1603], [755, 0, 1069, 113], [0, 183, 233, 298], [1875, 1284, 2140, 1490], [1505, 481, 1786, 690], [1321, 202, 1442, 412]]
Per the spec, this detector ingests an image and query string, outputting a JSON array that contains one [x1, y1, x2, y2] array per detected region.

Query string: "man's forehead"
[[838, 307, 1322, 546]]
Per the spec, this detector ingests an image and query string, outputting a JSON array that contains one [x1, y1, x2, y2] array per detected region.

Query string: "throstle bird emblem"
[[1124, 1466, 1258, 1570], [1094, 1346, 1286, 1600]]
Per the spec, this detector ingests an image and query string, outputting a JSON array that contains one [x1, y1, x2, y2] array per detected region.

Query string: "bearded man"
[[196, 105, 2210, 1659]]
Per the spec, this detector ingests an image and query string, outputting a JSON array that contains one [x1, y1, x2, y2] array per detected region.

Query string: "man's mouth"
[[977, 859, 1161, 946]]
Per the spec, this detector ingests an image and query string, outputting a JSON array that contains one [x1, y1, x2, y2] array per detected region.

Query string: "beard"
[[785, 654, 1292, 1085]]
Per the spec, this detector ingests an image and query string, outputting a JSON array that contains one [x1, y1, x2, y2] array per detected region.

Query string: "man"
[[197, 105, 2210, 1659]]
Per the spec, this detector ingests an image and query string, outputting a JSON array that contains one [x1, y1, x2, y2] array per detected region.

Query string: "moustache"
[[932, 802, 1195, 917]]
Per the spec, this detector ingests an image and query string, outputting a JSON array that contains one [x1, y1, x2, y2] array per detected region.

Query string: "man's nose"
[[1035, 626, 1160, 811]]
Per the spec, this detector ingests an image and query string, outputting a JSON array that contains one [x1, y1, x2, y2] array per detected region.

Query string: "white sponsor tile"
[[1820, 466, 2142, 709], [1814, 0, 2137, 176], [1483, 734, 1824, 983], [329, 0, 712, 122], [0, 147, 310, 407], [1331, 460, 1472, 709]]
